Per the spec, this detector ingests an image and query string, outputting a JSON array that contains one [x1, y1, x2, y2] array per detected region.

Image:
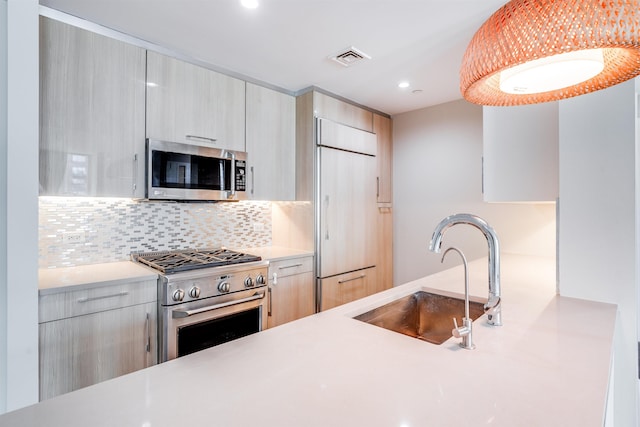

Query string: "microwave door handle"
[[228, 151, 236, 198]]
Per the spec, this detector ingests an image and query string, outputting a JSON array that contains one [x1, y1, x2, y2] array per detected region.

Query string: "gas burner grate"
[[132, 248, 261, 274]]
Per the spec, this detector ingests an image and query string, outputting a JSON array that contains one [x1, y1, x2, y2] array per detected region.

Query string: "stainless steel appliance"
[[146, 138, 248, 201], [316, 118, 378, 310], [133, 248, 268, 362]]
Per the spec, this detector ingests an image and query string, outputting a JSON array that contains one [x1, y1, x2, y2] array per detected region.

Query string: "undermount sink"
[[353, 291, 485, 345]]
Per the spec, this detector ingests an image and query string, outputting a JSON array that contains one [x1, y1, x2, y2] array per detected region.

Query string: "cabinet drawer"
[[269, 256, 313, 279], [39, 279, 157, 323], [320, 266, 377, 311]]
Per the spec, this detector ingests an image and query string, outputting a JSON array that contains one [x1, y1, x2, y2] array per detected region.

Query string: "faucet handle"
[[452, 317, 472, 337], [452, 317, 468, 338], [452, 317, 476, 350]]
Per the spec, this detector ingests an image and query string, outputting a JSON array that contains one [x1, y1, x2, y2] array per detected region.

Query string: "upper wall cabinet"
[[313, 91, 373, 132], [39, 17, 146, 197], [245, 83, 296, 201], [483, 103, 559, 203], [146, 51, 245, 152]]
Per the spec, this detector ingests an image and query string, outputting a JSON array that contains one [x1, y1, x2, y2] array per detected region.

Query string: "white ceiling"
[[40, 0, 509, 116]]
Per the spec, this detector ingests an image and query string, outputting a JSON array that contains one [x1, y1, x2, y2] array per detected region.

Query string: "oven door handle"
[[172, 292, 266, 318]]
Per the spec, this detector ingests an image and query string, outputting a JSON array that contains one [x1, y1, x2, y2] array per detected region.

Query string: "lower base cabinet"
[[320, 266, 378, 311], [377, 205, 393, 290], [267, 256, 315, 328], [39, 280, 157, 400]]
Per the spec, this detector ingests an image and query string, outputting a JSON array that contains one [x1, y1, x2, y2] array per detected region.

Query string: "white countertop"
[[38, 261, 158, 295], [38, 246, 312, 295], [11, 254, 616, 426], [238, 245, 313, 261]]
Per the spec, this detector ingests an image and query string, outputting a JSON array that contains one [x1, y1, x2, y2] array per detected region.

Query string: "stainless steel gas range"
[[132, 248, 268, 362]]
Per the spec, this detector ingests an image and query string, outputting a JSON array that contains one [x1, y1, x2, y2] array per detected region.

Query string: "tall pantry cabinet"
[[373, 114, 393, 292]]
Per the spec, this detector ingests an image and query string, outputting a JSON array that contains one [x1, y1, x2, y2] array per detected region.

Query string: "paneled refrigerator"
[[316, 118, 378, 311]]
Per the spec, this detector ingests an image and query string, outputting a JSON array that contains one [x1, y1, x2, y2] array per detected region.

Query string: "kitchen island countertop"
[[6, 254, 615, 426]]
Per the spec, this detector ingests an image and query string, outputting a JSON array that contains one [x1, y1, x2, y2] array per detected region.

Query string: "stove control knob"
[[255, 274, 266, 285], [244, 277, 254, 288], [218, 282, 231, 293], [188, 286, 201, 298], [172, 289, 185, 302]]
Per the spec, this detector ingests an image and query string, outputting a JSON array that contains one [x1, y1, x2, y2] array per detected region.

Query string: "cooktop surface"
[[133, 248, 261, 274]]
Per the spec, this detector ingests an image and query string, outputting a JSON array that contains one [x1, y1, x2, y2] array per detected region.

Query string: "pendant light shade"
[[460, 0, 640, 106]]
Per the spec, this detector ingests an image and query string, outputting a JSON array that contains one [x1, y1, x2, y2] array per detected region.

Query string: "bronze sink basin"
[[353, 291, 484, 345]]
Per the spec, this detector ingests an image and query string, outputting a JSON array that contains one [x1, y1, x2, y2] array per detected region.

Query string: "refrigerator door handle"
[[324, 195, 330, 240]]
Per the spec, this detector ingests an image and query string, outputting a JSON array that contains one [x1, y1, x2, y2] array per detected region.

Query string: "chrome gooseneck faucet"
[[441, 247, 475, 350], [428, 213, 502, 326]]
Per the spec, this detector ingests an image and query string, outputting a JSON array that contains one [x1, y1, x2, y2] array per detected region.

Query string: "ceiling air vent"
[[329, 46, 371, 67]]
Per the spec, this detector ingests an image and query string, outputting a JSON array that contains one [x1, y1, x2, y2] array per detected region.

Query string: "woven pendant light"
[[460, 0, 640, 106]]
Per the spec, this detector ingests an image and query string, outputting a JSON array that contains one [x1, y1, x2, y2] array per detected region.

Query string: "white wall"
[[0, 0, 7, 414], [0, 0, 40, 413], [558, 79, 638, 425], [392, 99, 556, 286]]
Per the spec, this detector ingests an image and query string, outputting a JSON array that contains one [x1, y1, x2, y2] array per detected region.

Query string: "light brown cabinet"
[[373, 113, 394, 289], [376, 206, 394, 289], [313, 91, 373, 132], [317, 120, 378, 279], [320, 266, 377, 311], [39, 16, 146, 197], [296, 90, 393, 311], [374, 114, 393, 204], [245, 83, 296, 200], [267, 256, 315, 328], [38, 280, 157, 400], [146, 51, 246, 152]]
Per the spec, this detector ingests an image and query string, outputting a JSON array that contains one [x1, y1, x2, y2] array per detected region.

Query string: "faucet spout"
[[428, 213, 502, 326]]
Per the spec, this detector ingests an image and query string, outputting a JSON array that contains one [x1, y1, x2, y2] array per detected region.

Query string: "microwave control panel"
[[235, 159, 246, 192]]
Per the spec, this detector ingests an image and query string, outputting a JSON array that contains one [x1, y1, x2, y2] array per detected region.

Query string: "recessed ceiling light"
[[241, 0, 259, 9], [398, 81, 410, 89]]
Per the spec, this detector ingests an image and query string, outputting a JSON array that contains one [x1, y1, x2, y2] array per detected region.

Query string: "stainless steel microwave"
[[146, 139, 247, 201]]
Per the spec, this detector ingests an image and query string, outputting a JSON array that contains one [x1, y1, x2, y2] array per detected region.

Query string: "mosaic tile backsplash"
[[39, 197, 272, 268]]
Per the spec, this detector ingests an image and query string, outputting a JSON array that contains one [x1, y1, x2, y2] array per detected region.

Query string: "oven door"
[[160, 287, 267, 362]]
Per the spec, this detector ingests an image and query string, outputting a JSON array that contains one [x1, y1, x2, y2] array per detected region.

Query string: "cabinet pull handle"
[[278, 263, 303, 270], [145, 312, 151, 353], [338, 274, 366, 284], [376, 176, 380, 198], [77, 291, 129, 303], [272, 272, 278, 285], [268, 287, 272, 316], [250, 166, 255, 196], [185, 135, 217, 144], [133, 154, 138, 192]]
